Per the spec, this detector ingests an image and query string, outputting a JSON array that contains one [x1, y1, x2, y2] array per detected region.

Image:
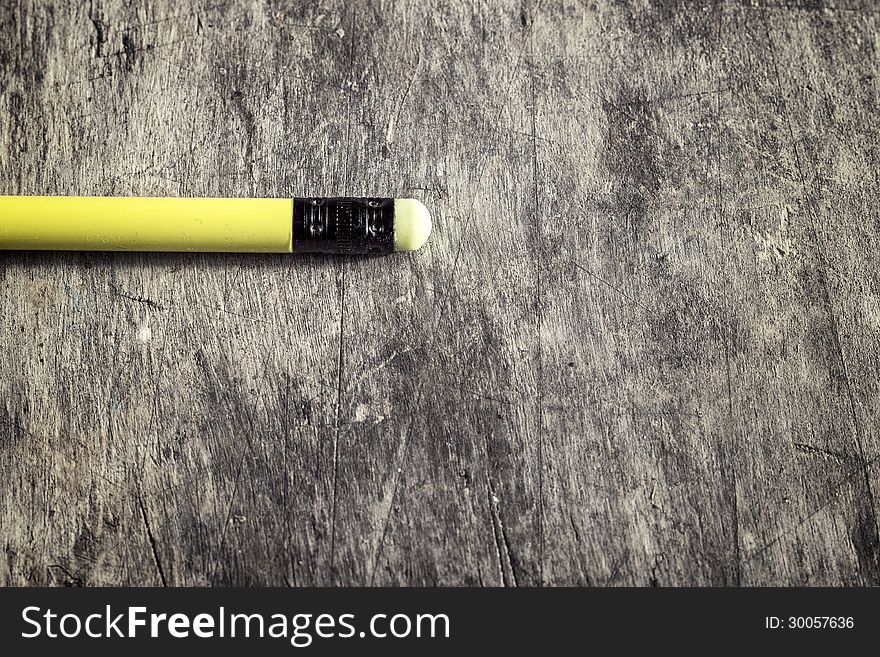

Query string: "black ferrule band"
[[292, 197, 395, 255]]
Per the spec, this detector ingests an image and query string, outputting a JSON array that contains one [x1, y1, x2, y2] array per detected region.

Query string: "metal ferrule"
[[292, 197, 395, 255]]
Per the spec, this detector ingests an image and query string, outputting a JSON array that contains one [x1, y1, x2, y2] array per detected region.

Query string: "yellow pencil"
[[0, 196, 432, 255]]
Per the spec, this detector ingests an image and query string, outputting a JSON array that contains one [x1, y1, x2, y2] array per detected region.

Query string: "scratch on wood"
[[138, 495, 168, 587], [572, 261, 648, 311], [486, 477, 518, 586], [110, 283, 164, 310], [746, 453, 880, 562], [792, 442, 854, 463], [385, 52, 420, 146], [367, 388, 422, 585]]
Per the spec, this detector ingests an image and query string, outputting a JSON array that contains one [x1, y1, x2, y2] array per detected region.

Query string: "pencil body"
[[0, 196, 293, 253], [0, 196, 432, 254]]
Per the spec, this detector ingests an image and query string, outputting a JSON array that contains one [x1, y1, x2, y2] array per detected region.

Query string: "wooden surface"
[[1, 0, 879, 586]]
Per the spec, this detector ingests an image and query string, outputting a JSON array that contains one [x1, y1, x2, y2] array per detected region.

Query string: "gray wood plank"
[[1, 0, 879, 586], [335, 0, 543, 586], [534, 1, 741, 586], [730, 2, 880, 585]]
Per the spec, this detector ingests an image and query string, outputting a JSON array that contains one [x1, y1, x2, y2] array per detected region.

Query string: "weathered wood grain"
[[1, 0, 878, 586]]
